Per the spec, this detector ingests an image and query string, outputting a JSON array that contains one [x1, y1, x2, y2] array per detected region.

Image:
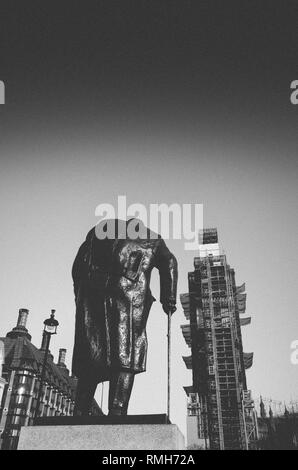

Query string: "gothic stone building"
[[0, 308, 101, 450]]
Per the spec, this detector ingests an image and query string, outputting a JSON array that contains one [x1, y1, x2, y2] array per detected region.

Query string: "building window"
[[11, 416, 21, 425], [222, 318, 230, 328], [209, 380, 216, 390], [16, 394, 25, 405]]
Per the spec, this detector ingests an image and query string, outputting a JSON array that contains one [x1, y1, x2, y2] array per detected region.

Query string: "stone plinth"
[[18, 423, 185, 450]]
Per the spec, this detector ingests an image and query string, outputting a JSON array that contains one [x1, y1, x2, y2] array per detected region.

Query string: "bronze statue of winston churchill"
[[72, 219, 178, 416]]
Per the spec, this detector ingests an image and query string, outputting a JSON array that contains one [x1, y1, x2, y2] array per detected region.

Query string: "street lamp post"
[[34, 310, 59, 421]]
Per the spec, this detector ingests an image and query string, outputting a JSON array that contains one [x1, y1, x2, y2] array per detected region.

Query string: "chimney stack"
[[17, 308, 29, 328], [6, 308, 31, 341], [57, 348, 67, 368]]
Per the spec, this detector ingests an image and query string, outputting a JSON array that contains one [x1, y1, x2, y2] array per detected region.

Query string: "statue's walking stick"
[[167, 312, 171, 422]]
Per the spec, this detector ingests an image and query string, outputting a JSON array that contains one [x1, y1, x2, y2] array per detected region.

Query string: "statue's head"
[[98, 217, 161, 242], [95, 217, 153, 242], [94, 218, 127, 241]]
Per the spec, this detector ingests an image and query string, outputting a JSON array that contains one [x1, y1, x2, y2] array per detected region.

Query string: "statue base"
[[18, 415, 185, 450], [33, 413, 171, 426]]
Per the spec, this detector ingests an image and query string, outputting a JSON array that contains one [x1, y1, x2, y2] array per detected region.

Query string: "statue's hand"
[[162, 300, 177, 315]]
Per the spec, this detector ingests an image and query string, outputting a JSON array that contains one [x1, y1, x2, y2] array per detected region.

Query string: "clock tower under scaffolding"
[[181, 229, 258, 450]]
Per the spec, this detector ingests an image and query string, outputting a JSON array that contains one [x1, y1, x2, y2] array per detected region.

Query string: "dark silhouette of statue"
[[72, 219, 178, 416]]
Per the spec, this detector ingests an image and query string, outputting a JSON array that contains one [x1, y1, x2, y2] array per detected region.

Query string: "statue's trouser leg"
[[73, 378, 98, 416], [108, 371, 135, 415]]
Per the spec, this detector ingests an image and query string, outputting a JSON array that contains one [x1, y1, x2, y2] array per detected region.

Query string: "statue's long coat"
[[72, 222, 177, 382]]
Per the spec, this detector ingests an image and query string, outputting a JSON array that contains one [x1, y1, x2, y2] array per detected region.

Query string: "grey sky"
[[0, 113, 297, 433]]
